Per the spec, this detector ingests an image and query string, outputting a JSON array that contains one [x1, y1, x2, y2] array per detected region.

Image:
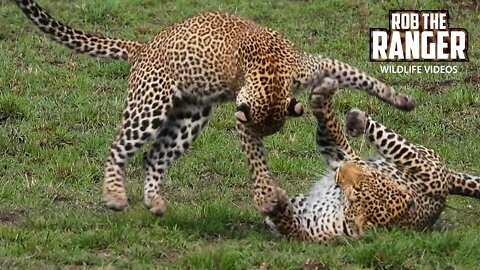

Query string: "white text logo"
[[370, 11, 468, 62]]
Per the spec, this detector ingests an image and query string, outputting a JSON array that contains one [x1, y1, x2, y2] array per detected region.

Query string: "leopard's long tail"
[[15, 0, 143, 62], [448, 170, 480, 198]]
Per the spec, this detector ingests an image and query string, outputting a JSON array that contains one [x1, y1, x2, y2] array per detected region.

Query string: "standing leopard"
[[266, 78, 480, 242], [14, 0, 415, 217]]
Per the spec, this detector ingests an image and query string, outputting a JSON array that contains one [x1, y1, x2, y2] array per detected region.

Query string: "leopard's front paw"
[[145, 193, 167, 217], [345, 108, 367, 137], [254, 185, 292, 216], [311, 77, 339, 97], [103, 185, 128, 211], [254, 185, 279, 215], [392, 90, 416, 112]]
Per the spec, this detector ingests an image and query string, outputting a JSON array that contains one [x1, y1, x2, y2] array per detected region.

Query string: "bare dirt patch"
[[418, 80, 456, 95], [448, 0, 480, 11], [464, 74, 480, 84], [0, 210, 23, 224]]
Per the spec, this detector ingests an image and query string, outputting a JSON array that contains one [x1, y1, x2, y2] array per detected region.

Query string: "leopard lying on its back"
[[266, 78, 480, 242], [15, 0, 415, 218]]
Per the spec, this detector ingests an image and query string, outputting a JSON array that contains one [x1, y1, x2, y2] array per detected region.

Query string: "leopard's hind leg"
[[345, 108, 433, 171], [310, 78, 359, 169], [142, 99, 212, 216], [345, 108, 449, 196], [103, 68, 175, 212]]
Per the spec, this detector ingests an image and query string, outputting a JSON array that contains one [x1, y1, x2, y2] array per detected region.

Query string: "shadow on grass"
[[149, 201, 273, 241]]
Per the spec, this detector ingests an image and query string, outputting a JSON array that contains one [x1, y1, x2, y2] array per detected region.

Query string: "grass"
[[1, 0, 479, 269]]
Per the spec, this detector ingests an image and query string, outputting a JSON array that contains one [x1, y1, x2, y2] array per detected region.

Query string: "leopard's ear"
[[286, 98, 303, 117], [235, 103, 250, 123]]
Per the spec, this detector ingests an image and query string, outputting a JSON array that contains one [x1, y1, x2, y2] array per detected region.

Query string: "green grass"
[[1, 0, 479, 269]]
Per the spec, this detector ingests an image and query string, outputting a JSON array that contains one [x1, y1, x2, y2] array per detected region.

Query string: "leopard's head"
[[336, 160, 413, 227], [235, 89, 303, 136]]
